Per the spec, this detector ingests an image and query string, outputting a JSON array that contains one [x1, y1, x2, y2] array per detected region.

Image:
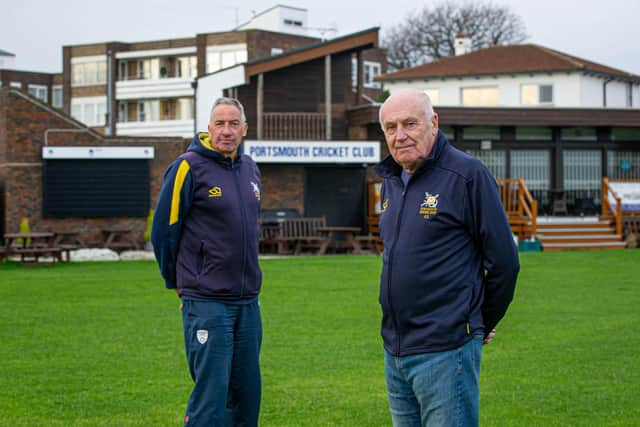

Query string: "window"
[[271, 47, 284, 56], [71, 59, 107, 86], [626, 83, 633, 107], [136, 58, 160, 80], [28, 84, 48, 102], [439, 125, 454, 141], [351, 59, 381, 89], [510, 150, 550, 191], [177, 56, 197, 79], [137, 100, 160, 122], [561, 127, 597, 141], [206, 44, 248, 73], [118, 102, 128, 123], [467, 149, 506, 179], [10, 81, 22, 88], [611, 127, 640, 141], [284, 19, 303, 27], [563, 150, 601, 191], [515, 127, 552, 141], [177, 98, 194, 120], [423, 89, 439, 106], [70, 97, 107, 126], [118, 61, 128, 81], [461, 87, 498, 106], [608, 151, 640, 179], [521, 84, 553, 105], [52, 85, 63, 108], [462, 126, 500, 140]]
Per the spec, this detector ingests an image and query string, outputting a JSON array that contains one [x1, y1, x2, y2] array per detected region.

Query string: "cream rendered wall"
[[579, 75, 605, 107], [383, 72, 639, 108], [383, 73, 584, 107]]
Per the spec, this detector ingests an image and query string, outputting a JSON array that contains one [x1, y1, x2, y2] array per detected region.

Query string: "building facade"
[[0, 87, 187, 241], [196, 27, 386, 229], [62, 5, 385, 139], [0, 63, 63, 108], [373, 42, 640, 215]]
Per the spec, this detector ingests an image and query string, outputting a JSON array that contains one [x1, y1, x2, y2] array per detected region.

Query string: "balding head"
[[379, 89, 439, 173], [379, 89, 435, 130]]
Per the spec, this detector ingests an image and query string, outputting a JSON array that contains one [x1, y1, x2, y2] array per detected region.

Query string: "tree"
[[383, 1, 528, 70]]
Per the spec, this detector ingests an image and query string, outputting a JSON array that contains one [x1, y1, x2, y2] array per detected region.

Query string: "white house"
[[379, 41, 640, 109]]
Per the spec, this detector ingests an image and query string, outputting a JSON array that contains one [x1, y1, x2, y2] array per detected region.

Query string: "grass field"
[[0, 251, 639, 426]]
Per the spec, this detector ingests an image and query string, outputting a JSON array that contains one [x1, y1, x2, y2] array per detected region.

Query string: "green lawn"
[[0, 251, 639, 426]]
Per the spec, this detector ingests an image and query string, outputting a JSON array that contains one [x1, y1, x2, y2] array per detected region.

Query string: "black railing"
[[532, 189, 601, 216]]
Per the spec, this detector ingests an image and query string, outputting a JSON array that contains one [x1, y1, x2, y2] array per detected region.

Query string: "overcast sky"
[[2, 0, 639, 75]]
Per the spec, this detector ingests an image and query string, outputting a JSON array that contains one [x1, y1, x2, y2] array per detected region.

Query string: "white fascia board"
[[42, 146, 155, 159], [116, 47, 197, 59], [243, 140, 381, 164], [71, 55, 107, 64], [206, 43, 247, 53], [196, 64, 246, 132], [116, 78, 194, 100]]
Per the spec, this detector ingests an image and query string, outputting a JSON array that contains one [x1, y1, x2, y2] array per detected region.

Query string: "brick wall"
[[0, 88, 188, 244], [259, 164, 305, 214], [245, 30, 319, 60]]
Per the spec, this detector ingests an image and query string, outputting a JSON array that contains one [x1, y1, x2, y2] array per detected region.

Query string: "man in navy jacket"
[[151, 97, 262, 427], [375, 89, 519, 426]]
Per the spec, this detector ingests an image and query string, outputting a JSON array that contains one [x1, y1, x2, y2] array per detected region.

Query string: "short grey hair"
[[210, 97, 247, 123], [378, 90, 435, 131]]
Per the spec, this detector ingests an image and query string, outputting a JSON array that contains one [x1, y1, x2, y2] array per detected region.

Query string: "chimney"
[[454, 34, 471, 56]]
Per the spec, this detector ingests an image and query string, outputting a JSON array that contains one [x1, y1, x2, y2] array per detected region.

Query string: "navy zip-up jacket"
[[375, 130, 519, 357], [151, 133, 262, 300]]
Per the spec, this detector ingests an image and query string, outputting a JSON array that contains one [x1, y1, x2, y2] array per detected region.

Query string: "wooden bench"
[[272, 217, 329, 255], [11, 246, 63, 265], [355, 233, 381, 255], [3, 232, 63, 266], [259, 222, 282, 254]]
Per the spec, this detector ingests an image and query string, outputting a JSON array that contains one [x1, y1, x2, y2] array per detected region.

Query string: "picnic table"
[[3, 232, 63, 265], [315, 226, 362, 255], [101, 227, 138, 253], [53, 230, 85, 261]]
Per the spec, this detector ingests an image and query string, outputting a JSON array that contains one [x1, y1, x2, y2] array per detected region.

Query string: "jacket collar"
[[188, 132, 244, 168], [374, 129, 449, 179]]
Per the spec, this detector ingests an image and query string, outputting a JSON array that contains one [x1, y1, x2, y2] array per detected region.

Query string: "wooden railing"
[[601, 178, 623, 236], [497, 178, 538, 238], [263, 112, 326, 140]]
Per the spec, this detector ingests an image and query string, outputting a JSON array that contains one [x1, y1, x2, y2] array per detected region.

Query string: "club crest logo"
[[381, 199, 389, 213], [208, 186, 222, 198], [419, 192, 439, 219], [196, 329, 208, 344], [251, 181, 261, 201]]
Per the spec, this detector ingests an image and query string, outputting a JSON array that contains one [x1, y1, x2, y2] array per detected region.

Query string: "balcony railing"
[[263, 112, 326, 140], [497, 178, 538, 238]]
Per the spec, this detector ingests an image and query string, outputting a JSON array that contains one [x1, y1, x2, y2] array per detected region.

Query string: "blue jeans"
[[384, 336, 483, 427], [181, 299, 262, 427]]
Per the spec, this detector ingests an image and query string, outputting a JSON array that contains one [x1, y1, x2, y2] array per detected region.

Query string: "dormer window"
[[284, 19, 303, 27], [521, 84, 553, 105]]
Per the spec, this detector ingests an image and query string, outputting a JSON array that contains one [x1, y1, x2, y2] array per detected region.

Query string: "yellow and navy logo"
[[208, 186, 222, 198], [381, 199, 389, 213], [251, 181, 261, 201], [419, 192, 439, 219]]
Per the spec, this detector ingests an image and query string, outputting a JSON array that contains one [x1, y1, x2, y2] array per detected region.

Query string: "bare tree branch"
[[383, 1, 528, 70]]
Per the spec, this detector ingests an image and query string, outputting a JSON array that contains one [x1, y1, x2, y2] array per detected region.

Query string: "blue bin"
[[519, 238, 542, 252]]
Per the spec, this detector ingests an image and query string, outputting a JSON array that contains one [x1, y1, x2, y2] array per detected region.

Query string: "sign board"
[[243, 140, 380, 164], [608, 182, 640, 211], [42, 146, 155, 159]]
